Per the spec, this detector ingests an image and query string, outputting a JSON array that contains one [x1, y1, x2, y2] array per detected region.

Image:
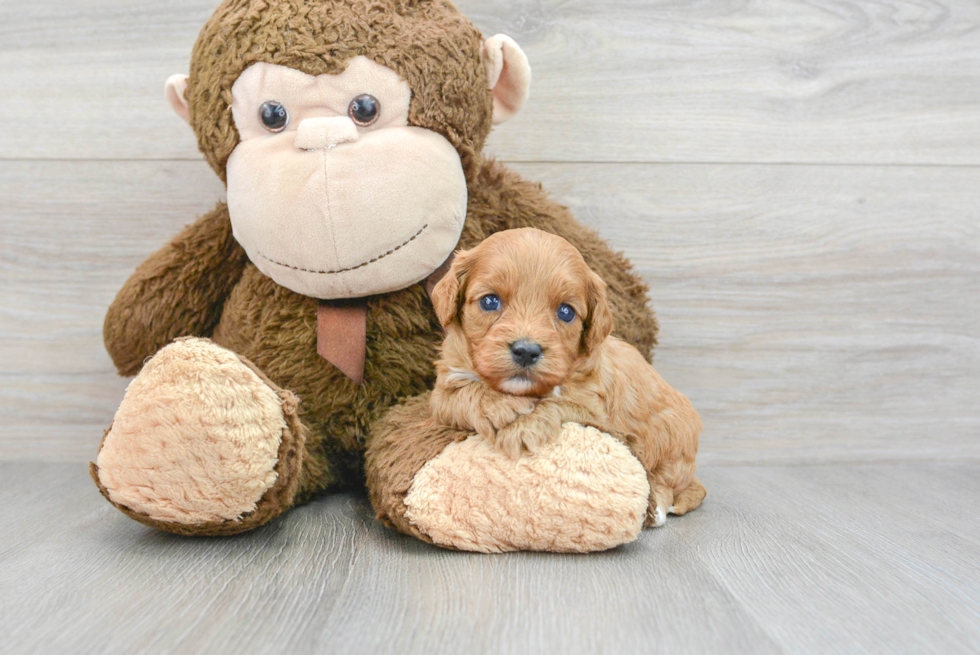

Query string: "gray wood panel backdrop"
[[3, 2, 980, 654], [2, 0, 977, 463]]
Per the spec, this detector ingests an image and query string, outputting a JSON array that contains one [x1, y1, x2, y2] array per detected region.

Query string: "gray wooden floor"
[[3, 462, 979, 654], [2, 0, 979, 653]]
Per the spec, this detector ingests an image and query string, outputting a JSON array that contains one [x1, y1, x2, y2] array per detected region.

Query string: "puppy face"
[[432, 228, 613, 396]]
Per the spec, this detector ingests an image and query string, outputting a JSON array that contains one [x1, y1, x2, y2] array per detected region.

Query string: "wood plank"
[[0, 160, 225, 459], [2, 463, 979, 654], [0, 160, 225, 375], [2, 0, 979, 164], [0, 463, 780, 655], [2, 160, 977, 462], [681, 464, 980, 653], [509, 161, 980, 464]]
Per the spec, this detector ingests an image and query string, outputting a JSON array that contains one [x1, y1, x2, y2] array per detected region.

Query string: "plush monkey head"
[[166, 0, 531, 300]]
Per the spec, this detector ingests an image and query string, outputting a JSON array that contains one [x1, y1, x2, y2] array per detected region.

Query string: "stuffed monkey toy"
[[91, 0, 664, 551]]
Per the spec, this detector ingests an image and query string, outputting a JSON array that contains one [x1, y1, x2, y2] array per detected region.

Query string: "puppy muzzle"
[[510, 339, 543, 368]]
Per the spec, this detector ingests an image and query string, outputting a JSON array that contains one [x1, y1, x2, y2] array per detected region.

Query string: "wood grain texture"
[[3, 2, 978, 653], [2, 160, 977, 462], [1, 462, 978, 654], [509, 162, 980, 465], [2, 0, 979, 163]]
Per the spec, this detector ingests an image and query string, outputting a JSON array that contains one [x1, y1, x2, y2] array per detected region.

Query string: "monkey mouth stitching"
[[257, 224, 428, 275]]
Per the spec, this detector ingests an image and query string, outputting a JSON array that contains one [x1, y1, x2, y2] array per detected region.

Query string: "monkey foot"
[[91, 338, 305, 536], [367, 399, 650, 554]]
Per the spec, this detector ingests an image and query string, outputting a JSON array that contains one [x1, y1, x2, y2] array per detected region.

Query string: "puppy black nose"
[[510, 340, 543, 367]]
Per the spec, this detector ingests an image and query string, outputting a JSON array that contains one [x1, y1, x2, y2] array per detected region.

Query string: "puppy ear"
[[582, 270, 614, 354], [430, 251, 472, 328]]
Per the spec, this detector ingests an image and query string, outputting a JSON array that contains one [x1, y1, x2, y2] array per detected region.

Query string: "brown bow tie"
[[316, 254, 455, 384]]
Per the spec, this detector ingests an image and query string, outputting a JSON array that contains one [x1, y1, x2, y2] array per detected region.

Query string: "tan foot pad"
[[404, 423, 650, 553], [95, 338, 293, 527]]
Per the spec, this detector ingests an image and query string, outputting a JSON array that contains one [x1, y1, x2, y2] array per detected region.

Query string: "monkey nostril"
[[510, 340, 543, 367]]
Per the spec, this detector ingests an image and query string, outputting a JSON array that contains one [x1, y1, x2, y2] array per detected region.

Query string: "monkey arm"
[[103, 202, 249, 376]]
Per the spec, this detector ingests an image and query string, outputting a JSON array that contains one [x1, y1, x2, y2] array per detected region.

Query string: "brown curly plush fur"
[[187, 0, 493, 182], [100, 0, 658, 532], [365, 393, 468, 546]]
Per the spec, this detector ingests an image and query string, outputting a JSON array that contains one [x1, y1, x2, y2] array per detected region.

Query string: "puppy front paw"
[[494, 413, 561, 459], [483, 395, 538, 432]]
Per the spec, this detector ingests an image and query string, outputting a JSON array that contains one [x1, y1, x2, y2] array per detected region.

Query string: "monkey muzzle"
[[226, 122, 467, 300]]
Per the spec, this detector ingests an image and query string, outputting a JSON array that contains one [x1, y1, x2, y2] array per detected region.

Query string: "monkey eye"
[[348, 94, 380, 126], [557, 304, 577, 323], [259, 101, 289, 132], [479, 294, 501, 312]]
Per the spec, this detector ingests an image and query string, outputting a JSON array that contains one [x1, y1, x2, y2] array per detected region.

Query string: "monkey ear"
[[582, 270, 614, 355], [481, 35, 531, 125], [165, 74, 191, 124], [430, 251, 472, 328]]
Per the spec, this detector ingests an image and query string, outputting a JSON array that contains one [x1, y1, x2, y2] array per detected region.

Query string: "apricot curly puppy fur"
[[429, 228, 706, 527]]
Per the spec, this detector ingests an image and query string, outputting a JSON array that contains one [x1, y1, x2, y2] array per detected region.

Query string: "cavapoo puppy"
[[429, 227, 705, 526]]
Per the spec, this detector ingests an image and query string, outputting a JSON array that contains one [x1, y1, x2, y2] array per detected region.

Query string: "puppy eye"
[[259, 101, 289, 132], [557, 304, 576, 323], [348, 94, 380, 126], [479, 294, 501, 312]]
